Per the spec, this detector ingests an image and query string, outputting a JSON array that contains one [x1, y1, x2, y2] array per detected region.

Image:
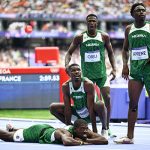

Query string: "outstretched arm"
[[55, 128, 83, 146], [85, 129, 108, 145]]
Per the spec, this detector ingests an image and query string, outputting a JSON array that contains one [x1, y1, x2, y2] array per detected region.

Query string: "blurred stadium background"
[[0, 0, 150, 75], [0, 0, 150, 121]]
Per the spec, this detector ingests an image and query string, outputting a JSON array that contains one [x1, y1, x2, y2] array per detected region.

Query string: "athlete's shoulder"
[[125, 24, 133, 34], [74, 33, 83, 43], [62, 79, 70, 89], [75, 31, 86, 38], [97, 29, 109, 36], [126, 23, 133, 30]]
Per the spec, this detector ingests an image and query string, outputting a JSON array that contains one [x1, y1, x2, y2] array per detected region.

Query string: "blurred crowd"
[[0, 0, 149, 17], [1, 0, 150, 33], [0, 47, 123, 80]]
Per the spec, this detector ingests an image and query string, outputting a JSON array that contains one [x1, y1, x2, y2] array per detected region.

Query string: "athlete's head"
[[130, 2, 146, 19], [73, 119, 88, 140], [86, 14, 98, 32], [68, 64, 81, 82], [86, 14, 98, 21]]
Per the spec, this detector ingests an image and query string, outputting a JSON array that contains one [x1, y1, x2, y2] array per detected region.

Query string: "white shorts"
[[13, 129, 24, 142]]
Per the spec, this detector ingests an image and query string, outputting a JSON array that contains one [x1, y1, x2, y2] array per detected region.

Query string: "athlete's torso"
[[80, 30, 106, 79], [69, 77, 98, 118], [128, 22, 150, 74]]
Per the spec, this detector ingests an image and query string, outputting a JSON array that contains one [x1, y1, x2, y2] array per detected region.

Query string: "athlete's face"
[[69, 65, 81, 81], [86, 16, 98, 32], [132, 5, 146, 21], [74, 124, 89, 140]]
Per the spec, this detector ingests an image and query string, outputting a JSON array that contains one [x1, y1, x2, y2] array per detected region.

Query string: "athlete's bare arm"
[[122, 25, 131, 80], [84, 81, 97, 133], [65, 35, 83, 67], [85, 129, 108, 145], [53, 128, 83, 146], [102, 32, 116, 80], [62, 82, 72, 125]]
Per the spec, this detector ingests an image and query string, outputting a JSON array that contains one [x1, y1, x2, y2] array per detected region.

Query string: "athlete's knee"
[[103, 96, 110, 107], [49, 103, 64, 115], [95, 102, 105, 111], [49, 103, 56, 114], [129, 102, 138, 112]]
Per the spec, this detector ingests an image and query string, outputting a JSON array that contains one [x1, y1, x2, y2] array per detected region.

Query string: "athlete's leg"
[[127, 79, 143, 139], [94, 101, 107, 130], [49, 103, 65, 124], [100, 86, 110, 129], [143, 64, 150, 98], [0, 129, 15, 142]]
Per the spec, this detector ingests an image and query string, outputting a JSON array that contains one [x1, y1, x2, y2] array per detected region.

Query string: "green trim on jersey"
[[80, 30, 106, 79], [128, 22, 150, 75]]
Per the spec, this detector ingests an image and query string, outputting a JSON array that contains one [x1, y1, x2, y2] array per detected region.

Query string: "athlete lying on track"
[[0, 119, 108, 146]]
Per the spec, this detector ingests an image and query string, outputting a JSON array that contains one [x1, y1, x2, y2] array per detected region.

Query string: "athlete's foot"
[[101, 129, 108, 140], [6, 123, 14, 132], [114, 136, 134, 144]]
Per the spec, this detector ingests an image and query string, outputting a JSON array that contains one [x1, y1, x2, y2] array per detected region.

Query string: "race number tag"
[[76, 107, 89, 118], [85, 51, 100, 62], [131, 46, 148, 60]]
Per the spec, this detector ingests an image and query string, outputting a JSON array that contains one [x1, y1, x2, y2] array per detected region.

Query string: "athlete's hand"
[[62, 136, 83, 146], [109, 69, 116, 81], [122, 65, 129, 80]]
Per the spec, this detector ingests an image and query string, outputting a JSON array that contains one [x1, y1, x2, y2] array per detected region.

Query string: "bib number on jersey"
[[131, 46, 148, 60], [85, 51, 100, 62], [76, 107, 89, 118]]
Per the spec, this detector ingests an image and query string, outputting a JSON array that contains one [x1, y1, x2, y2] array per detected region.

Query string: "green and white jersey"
[[69, 77, 98, 119], [80, 30, 106, 79], [128, 22, 150, 75], [69, 77, 89, 118]]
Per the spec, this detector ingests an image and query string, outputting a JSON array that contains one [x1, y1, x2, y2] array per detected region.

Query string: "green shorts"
[[23, 124, 56, 143], [90, 76, 110, 88], [130, 63, 150, 91]]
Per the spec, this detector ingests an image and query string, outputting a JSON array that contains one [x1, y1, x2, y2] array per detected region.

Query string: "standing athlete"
[[114, 2, 150, 144], [50, 64, 108, 138], [1, 119, 108, 145], [65, 14, 116, 137]]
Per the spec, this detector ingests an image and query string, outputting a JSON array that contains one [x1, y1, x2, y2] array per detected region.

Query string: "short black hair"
[[86, 14, 98, 21], [74, 119, 88, 129], [130, 2, 146, 16], [68, 63, 80, 71]]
